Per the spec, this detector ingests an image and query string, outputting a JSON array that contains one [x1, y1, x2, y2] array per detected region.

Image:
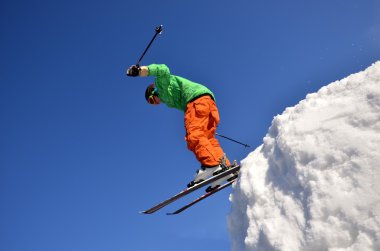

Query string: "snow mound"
[[228, 62, 380, 251]]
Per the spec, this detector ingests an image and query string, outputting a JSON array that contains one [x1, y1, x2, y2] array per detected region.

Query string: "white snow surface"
[[228, 62, 380, 251]]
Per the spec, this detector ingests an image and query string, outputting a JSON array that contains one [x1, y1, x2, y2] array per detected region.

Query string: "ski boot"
[[187, 165, 222, 188], [187, 154, 232, 188], [205, 158, 238, 193], [187, 154, 238, 191]]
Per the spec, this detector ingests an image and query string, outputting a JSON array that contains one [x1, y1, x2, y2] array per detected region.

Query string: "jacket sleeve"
[[147, 64, 171, 77]]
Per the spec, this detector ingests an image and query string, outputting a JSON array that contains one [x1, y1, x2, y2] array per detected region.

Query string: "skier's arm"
[[127, 64, 170, 77], [147, 64, 170, 77], [139, 65, 170, 77], [139, 66, 149, 77]]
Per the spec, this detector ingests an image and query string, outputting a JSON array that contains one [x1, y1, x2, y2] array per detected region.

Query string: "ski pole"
[[136, 25, 163, 66], [216, 133, 251, 148]]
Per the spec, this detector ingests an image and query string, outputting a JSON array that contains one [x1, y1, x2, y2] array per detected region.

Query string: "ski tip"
[[139, 210, 151, 215]]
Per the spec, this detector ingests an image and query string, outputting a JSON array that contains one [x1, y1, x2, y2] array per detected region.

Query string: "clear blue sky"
[[1, 1, 379, 250]]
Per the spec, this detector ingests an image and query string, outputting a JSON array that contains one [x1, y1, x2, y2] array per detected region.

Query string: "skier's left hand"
[[126, 65, 140, 77]]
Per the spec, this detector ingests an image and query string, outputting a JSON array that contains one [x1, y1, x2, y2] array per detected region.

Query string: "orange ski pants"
[[184, 95, 230, 167]]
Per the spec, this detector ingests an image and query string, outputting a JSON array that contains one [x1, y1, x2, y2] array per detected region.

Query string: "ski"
[[167, 176, 238, 215], [140, 164, 240, 214]]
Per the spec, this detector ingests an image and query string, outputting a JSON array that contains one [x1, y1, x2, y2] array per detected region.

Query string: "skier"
[[127, 64, 232, 189]]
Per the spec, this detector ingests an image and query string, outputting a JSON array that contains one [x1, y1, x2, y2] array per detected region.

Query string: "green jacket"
[[148, 64, 215, 111]]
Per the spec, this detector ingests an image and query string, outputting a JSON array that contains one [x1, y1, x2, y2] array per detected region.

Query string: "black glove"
[[126, 65, 140, 77]]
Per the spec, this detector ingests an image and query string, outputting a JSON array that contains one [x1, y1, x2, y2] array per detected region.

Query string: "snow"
[[228, 62, 380, 251]]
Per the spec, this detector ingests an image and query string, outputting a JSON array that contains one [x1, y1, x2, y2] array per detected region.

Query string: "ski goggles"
[[147, 87, 159, 105]]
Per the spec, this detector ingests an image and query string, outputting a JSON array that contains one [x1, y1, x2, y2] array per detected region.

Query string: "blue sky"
[[1, 0, 379, 250]]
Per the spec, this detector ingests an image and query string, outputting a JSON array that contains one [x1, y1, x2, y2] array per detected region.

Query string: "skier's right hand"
[[126, 65, 140, 77]]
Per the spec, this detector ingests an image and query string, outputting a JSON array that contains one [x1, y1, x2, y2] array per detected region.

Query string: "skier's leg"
[[206, 100, 231, 166], [185, 96, 233, 188], [185, 96, 223, 166]]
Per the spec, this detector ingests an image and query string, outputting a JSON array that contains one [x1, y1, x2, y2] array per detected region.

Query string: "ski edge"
[[166, 176, 238, 215]]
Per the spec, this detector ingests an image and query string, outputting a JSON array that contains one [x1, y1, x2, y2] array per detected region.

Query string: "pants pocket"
[[194, 102, 210, 117]]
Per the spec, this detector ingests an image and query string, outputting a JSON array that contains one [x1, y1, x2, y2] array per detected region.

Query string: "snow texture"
[[228, 62, 380, 251]]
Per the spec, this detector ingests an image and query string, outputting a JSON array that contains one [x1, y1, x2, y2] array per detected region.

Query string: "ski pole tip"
[[155, 25, 163, 34]]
